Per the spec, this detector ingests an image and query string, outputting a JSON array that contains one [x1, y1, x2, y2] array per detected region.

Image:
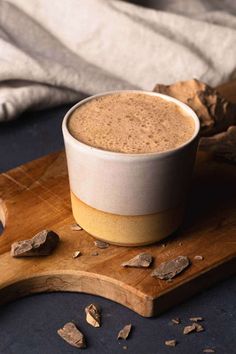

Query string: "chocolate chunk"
[[85, 304, 101, 327], [71, 223, 83, 231], [121, 253, 153, 268], [57, 322, 86, 348], [73, 251, 81, 259], [117, 324, 132, 340], [11, 230, 59, 257], [151, 256, 190, 280], [171, 318, 181, 325], [183, 322, 204, 335], [94, 240, 109, 249], [190, 316, 204, 322], [165, 339, 177, 347]]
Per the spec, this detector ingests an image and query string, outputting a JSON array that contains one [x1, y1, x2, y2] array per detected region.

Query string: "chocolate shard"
[[190, 316, 204, 322], [57, 322, 86, 348], [117, 324, 132, 340], [183, 322, 204, 335], [171, 318, 181, 325], [85, 304, 101, 327], [71, 223, 83, 231], [94, 240, 109, 249], [11, 230, 59, 257], [165, 339, 177, 347], [151, 256, 190, 280], [73, 251, 81, 259], [121, 253, 153, 268]]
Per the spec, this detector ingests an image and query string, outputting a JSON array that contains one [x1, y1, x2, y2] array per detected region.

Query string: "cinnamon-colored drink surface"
[[68, 92, 195, 154]]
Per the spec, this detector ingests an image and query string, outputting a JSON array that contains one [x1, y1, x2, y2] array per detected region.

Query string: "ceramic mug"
[[62, 91, 200, 246]]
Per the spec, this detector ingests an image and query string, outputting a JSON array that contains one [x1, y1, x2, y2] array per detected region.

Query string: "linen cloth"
[[0, 0, 235, 121]]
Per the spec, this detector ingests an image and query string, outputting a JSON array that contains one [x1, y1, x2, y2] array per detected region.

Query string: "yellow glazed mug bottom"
[[71, 192, 184, 246]]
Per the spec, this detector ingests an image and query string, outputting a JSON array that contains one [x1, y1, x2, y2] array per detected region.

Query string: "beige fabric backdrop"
[[0, 0, 235, 121]]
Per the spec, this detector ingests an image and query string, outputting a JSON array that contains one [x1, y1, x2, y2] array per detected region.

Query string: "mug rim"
[[62, 90, 200, 160]]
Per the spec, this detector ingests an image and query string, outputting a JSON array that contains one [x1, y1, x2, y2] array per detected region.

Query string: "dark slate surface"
[[0, 106, 235, 354]]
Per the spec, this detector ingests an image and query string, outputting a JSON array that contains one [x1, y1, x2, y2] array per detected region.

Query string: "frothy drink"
[[68, 92, 195, 154]]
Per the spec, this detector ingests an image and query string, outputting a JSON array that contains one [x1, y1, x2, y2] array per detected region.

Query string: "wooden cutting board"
[[0, 82, 235, 317]]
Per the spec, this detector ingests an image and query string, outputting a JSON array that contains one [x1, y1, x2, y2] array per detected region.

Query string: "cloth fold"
[[0, 0, 235, 121]]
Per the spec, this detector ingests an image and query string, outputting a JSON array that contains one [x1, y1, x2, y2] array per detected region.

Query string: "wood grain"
[[0, 81, 235, 317]]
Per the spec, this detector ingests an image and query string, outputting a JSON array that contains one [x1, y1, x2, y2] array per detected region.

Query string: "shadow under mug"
[[62, 90, 200, 246]]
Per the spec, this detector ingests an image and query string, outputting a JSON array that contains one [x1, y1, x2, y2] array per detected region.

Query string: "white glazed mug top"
[[62, 91, 200, 216]]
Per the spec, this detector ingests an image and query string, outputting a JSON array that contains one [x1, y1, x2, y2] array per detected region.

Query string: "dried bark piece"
[[117, 324, 132, 340], [200, 126, 236, 163], [171, 318, 181, 325], [57, 322, 86, 348], [85, 304, 101, 327], [194, 255, 204, 261], [73, 251, 81, 259], [190, 316, 204, 322], [121, 253, 153, 268], [11, 230, 59, 257], [165, 339, 177, 347], [154, 79, 236, 137], [203, 349, 215, 353], [151, 256, 190, 280], [71, 223, 83, 231], [94, 240, 109, 249], [183, 322, 204, 335]]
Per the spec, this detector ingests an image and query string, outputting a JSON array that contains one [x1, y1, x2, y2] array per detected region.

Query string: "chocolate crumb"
[[166, 279, 173, 283], [165, 339, 177, 347], [73, 251, 81, 259], [57, 322, 86, 348], [183, 322, 204, 335], [91, 251, 99, 256], [71, 223, 83, 231], [121, 253, 152, 268], [171, 318, 181, 325], [85, 303, 101, 327], [203, 349, 215, 353], [151, 256, 190, 280], [94, 240, 109, 249], [194, 255, 204, 261], [190, 317, 204, 322], [11, 230, 59, 257], [117, 324, 132, 340]]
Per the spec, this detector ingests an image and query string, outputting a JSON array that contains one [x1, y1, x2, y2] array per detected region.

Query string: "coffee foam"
[[68, 92, 195, 154]]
